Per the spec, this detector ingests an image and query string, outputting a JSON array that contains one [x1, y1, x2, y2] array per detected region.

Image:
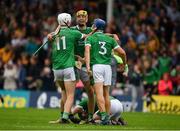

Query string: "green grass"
[[0, 108, 180, 130]]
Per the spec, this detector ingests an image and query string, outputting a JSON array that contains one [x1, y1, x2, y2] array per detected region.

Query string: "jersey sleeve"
[[78, 98, 88, 107], [112, 38, 120, 49], [113, 54, 123, 64], [85, 36, 92, 47], [73, 30, 84, 40], [78, 98, 88, 110]]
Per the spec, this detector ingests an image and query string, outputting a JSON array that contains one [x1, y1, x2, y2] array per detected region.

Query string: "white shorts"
[[110, 99, 123, 120], [94, 99, 123, 121], [53, 67, 76, 81], [92, 64, 112, 86]]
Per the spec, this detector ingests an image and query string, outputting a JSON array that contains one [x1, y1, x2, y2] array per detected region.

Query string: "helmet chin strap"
[[63, 21, 70, 28]]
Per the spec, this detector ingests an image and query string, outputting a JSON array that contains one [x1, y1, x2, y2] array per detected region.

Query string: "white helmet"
[[57, 13, 71, 26]]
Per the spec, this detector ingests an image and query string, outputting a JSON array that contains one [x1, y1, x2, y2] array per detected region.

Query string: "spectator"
[[157, 49, 172, 77], [0, 59, 4, 89], [135, 24, 147, 45], [170, 65, 180, 95], [17, 58, 27, 90], [3, 61, 18, 90], [158, 73, 173, 95], [146, 26, 160, 53], [128, 60, 142, 111], [40, 57, 54, 91], [25, 38, 39, 56], [0, 44, 14, 64], [142, 59, 159, 109], [40, 67, 55, 91], [26, 56, 41, 90]]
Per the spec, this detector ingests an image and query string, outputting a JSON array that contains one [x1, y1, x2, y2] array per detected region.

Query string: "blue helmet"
[[93, 18, 106, 30]]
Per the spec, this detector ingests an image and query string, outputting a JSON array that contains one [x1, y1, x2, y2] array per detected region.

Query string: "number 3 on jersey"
[[56, 36, 66, 50], [99, 41, 107, 55]]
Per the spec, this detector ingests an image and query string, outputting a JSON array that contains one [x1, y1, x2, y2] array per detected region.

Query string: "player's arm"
[[75, 55, 85, 64], [85, 46, 91, 74], [114, 47, 127, 65], [113, 40, 127, 72], [113, 54, 129, 77], [85, 37, 91, 75], [85, 28, 97, 38], [47, 24, 61, 41], [78, 28, 97, 40], [74, 28, 97, 65], [106, 33, 121, 45]]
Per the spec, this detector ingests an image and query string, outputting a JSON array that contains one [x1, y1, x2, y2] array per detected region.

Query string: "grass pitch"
[[0, 108, 180, 130]]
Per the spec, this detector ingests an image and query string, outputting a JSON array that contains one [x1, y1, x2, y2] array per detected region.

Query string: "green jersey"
[[158, 56, 172, 77], [143, 67, 160, 84], [85, 32, 119, 65], [51, 27, 83, 69], [78, 98, 98, 112], [71, 26, 92, 58]]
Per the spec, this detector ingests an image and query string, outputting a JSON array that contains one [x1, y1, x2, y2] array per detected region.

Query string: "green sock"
[[60, 112, 63, 118], [100, 112, 107, 121], [88, 113, 93, 121], [62, 112, 69, 120]]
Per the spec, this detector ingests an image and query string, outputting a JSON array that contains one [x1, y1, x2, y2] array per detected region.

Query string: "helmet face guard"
[[57, 13, 72, 26]]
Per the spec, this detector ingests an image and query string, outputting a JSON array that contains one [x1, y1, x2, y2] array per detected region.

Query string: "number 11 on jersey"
[[56, 36, 66, 50]]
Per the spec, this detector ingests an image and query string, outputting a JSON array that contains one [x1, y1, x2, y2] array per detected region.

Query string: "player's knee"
[[67, 93, 74, 100]]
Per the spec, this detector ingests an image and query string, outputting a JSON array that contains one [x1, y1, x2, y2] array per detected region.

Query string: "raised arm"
[[82, 28, 97, 40], [47, 24, 61, 41]]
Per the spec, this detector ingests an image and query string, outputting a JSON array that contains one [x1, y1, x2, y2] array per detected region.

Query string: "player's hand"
[[47, 34, 53, 41], [75, 55, 85, 64], [90, 27, 98, 35], [87, 70, 92, 76], [123, 72, 128, 77], [87, 66, 92, 76], [75, 61, 82, 69], [143, 81, 147, 85], [113, 34, 120, 41], [119, 64, 125, 73], [123, 64, 128, 77]]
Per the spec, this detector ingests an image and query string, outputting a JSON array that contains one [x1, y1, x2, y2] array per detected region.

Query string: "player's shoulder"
[[86, 27, 92, 31], [70, 26, 78, 30], [86, 34, 94, 40], [61, 28, 75, 34], [68, 27, 81, 34], [104, 34, 115, 41]]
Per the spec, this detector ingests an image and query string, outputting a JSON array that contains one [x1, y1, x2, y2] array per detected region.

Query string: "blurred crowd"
[[0, 0, 179, 97]]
